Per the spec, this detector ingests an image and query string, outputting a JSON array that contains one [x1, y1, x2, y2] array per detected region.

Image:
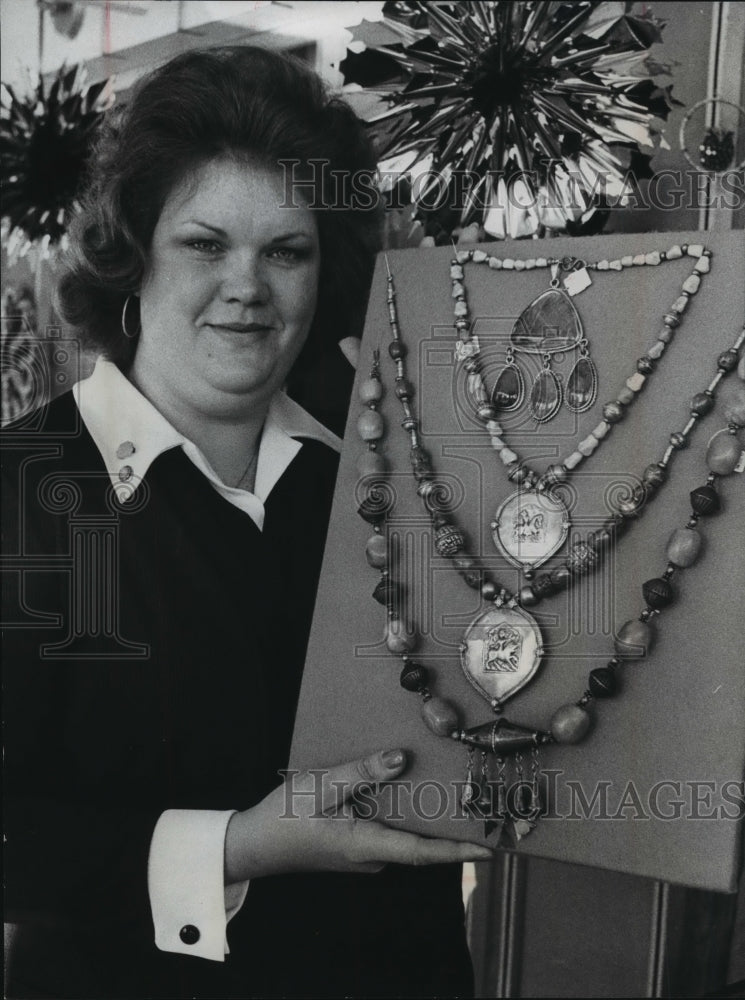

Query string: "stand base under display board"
[[290, 229, 745, 892]]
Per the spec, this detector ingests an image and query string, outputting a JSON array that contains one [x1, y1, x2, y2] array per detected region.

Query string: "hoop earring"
[[121, 294, 140, 339]]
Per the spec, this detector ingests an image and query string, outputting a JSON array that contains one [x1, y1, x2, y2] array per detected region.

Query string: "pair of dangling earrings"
[[490, 284, 598, 422]]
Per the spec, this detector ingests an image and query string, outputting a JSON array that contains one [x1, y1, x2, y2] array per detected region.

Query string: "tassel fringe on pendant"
[[461, 744, 546, 841]]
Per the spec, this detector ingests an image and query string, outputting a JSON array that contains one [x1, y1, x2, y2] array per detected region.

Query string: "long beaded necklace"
[[356, 265, 745, 840], [450, 243, 714, 575]]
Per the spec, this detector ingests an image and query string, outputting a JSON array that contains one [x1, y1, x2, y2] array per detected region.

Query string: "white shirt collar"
[[73, 357, 340, 530]]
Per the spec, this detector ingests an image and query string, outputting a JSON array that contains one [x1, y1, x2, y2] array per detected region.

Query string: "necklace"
[[357, 341, 745, 840], [450, 244, 713, 573], [357, 263, 745, 840]]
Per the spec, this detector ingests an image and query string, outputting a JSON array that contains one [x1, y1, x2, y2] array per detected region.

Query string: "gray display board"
[[291, 230, 745, 891]]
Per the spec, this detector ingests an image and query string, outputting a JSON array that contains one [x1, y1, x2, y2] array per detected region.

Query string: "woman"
[[3, 46, 490, 998]]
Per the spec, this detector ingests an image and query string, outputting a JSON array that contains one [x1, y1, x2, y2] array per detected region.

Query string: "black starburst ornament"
[[1, 64, 112, 262], [342, 1, 678, 241]]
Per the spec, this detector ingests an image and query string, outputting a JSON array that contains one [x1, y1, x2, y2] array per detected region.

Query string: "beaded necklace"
[[450, 244, 713, 575], [356, 264, 745, 841]]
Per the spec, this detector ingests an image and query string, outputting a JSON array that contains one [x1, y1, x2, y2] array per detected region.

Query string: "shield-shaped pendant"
[[491, 489, 571, 570], [460, 605, 544, 706], [511, 288, 583, 354]]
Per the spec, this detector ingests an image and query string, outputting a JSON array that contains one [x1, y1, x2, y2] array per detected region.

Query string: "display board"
[[291, 230, 745, 892]]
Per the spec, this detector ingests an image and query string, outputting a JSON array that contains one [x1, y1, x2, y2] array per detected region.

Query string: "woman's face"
[[133, 157, 320, 417]]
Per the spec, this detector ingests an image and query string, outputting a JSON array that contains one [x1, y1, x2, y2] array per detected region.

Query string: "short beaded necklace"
[[449, 244, 714, 575], [355, 264, 745, 840]]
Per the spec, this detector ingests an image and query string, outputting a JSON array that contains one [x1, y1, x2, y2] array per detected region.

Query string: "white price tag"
[[563, 268, 592, 297]]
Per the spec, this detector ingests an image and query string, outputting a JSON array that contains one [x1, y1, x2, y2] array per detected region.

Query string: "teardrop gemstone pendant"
[[529, 363, 562, 422], [491, 358, 525, 411], [565, 351, 598, 413]]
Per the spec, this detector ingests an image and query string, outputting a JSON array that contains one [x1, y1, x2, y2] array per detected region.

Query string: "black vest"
[[3, 392, 472, 998]]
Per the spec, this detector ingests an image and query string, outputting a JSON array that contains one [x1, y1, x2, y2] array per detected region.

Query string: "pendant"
[[460, 605, 544, 707], [511, 288, 583, 354], [491, 349, 525, 411], [565, 351, 598, 413], [529, 363, 563, 422], [491, 488, 571, 571]]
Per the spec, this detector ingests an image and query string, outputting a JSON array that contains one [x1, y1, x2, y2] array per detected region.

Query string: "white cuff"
[[148, 809, 250, 962]]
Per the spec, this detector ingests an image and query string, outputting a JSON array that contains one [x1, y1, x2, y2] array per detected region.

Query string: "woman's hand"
[[224, 749, 493, 883]]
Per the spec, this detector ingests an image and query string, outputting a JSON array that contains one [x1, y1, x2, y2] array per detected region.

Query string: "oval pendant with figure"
[[491, 489, 571, 570]]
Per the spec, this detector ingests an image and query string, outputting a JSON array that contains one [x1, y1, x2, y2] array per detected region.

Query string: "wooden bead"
[[365, 534, 388, 568], [689, 484, 720, 515], [372, 578, 401, 607], [550, 704, 591, 744], [519, 584, 538, 606], [690, 392, 714, 416], [589, 667, 617, 698], [421, 696, 459, 737], [385, 619, 415, 654], [394, 379, 415, 401], [724, 385, 745, 426], [359, 378, 383, 404], [614, 619, 653, 659], [400, 661, 427, 692], [666, 527, 701, 567], [642, 577, 674, 609], [707, 431, 742, 474], [718, 350, 739, 372], [357, 451, 387, 477], [357, 410, 384, 441]]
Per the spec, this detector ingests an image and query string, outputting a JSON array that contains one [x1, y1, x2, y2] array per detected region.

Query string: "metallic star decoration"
[[342, 1, 679, 240]]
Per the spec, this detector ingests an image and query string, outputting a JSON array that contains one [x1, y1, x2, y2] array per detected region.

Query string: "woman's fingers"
[[349, 821, 494, 867], [289, 749, 408, 815]]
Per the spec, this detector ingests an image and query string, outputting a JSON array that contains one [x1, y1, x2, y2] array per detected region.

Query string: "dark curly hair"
[[57, 45, 382, 368]]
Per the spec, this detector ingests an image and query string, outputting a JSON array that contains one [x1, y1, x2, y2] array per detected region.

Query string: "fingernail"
[[381, 749, 405, 769], [470, 847, 494, 860]]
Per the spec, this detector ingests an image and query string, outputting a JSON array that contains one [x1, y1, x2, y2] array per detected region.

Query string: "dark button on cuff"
[[179, 924, 200, 945]]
